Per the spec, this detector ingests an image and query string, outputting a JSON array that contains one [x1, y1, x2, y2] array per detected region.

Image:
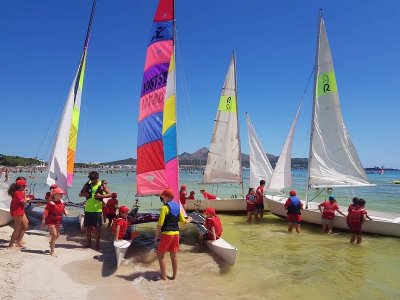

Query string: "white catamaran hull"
[[185, 197, 269, 213], [265, 195, 400, 237], [0, 208, 13, 227], [190, 212, 238, 265], [114, 239, 132, 268]]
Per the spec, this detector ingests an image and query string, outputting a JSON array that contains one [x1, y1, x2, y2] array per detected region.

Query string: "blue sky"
[[1, 0, 399, 168]]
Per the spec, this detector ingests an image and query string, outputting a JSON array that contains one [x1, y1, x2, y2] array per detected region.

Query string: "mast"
[[232, 51, 244, 197], [305, 9, 322, 208]]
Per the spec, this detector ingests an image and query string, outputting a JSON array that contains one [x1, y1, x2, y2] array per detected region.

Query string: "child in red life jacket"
[[284, 190, 303, 233], [112, 206, 140, 241], [246, 188, 258, 224], [106, 193, 119, 228], [318, 195, 346, 234], [179, 185, 188, 209], [188, 191, 195, 200], [202, 207, 223, 241], [348, 198, 368, 244], [41, 188, 68, 257]]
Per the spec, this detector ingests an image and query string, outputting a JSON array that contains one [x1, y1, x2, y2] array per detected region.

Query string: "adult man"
[[79, 171, 110, 249], [155, 188, 192, 281]]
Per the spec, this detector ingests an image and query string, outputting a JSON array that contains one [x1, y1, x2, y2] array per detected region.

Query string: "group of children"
[[245, 180, 267, 224], [283, 190, 370, 243]]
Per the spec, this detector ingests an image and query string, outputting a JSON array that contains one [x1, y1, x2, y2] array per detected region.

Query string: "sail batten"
[[46, 0, 96, 192], [203, 54, 242, 184], [136, 0, 178, 198], [308, 15, 370, 188]]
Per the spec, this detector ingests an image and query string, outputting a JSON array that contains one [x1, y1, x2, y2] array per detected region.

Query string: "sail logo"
[[218, 95, 237, 112], [317, 71, 337, 97], [149, 21, 173, 45]]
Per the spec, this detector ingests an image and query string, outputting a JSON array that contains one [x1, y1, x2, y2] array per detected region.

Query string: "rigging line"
[[175, 28, 194, 120], [35, 96, 64, 160]]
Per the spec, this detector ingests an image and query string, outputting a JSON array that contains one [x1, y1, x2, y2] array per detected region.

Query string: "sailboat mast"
[[305, 9, 322, 208], [232, 51, 244, 197]]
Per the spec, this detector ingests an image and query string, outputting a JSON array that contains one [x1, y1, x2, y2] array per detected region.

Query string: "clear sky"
[[1, 0, 399, 168]]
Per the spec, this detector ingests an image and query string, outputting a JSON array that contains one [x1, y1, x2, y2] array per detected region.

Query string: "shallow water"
[[6, 170, 400, 299]]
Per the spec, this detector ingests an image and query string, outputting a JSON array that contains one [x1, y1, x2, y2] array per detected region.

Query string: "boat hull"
[[114, 239, 132, 268], [190, 212, 238, 265], [185, 197, 269, 213], [265, 195, 400, 237], [0, 208, 13, 227]]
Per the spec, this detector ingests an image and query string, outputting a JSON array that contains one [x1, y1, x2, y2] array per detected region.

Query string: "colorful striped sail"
[[136, 0, 178, 198], [46, 0, 96, 192]]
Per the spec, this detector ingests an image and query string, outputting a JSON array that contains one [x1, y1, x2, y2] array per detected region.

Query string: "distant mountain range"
[[100, 147, 309, 169]]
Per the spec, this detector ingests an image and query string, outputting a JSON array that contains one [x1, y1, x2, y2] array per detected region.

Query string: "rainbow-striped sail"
[[136, 0, 178, 198], [47, 0, 96, 192]]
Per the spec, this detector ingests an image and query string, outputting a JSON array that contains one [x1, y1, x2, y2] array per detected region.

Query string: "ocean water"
[[5, 170, 400, 299]]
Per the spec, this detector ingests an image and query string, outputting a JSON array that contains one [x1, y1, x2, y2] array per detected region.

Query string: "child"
[[246, 188, 258, 224], [284, 190, 303, 233], [41, 187, 68, 256], [112, 206, 139, 241], [201, 207, 223, 241], [105, 193, 119, 228], [318, 195, 346, 234], [8, 178, 30, 248], [179, 185, 188, 209], [188, 191, 196, 200], [348, 198, 368, 244]]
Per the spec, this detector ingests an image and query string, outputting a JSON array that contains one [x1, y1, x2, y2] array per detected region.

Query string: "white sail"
[[245, 113, 273, 189], [308, 16, 370, 188], [203, 53, 242, 184], [268, 102, 302, 191], [46, 71, 79, 193]]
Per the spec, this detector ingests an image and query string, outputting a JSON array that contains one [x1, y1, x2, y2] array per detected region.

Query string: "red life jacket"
[[45, 200, 65, 224], [205, 215, 223, 239], [321, 201, 337, 220], [255, 186, 264, 204], [179, 191, 187, 205], [348, 208, 365, 226], [112, 216, 129, 239]]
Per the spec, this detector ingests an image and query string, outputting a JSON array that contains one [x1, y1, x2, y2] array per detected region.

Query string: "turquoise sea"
[[10, 170, 400, 299]]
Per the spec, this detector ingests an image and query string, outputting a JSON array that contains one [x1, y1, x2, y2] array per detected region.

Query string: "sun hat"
[[111, 192, 117, 198], [160, 188, 175, 199], [50, 184, 58, 190], [203, 207, 216, 215], [16, 179, 27, 187], [180, 185, 187, 190], [190, 191, 195, 194], [51, 187, 65, 195], [329, 195, 335, 201], [119, 206, 129, 213], [289, 190, 297, 196]]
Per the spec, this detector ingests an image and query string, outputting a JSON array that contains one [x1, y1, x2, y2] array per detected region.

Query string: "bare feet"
[[50, 252, 57, 257], [167, 276, 176, 280]]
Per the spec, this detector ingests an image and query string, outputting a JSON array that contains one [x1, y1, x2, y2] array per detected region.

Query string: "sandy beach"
[[0, 223, 146, 300]]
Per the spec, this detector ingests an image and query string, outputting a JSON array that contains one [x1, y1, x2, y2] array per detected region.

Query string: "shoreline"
[[0, 224, 146, 300]]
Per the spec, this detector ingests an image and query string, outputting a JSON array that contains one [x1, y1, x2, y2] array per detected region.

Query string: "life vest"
[[84, 180, 103, 213], [179, 191, 187, 205], [349, 208, 365, 226], [321, 201, 337, 220], [287, 196, 301, 215], [106, 198, 118, 214], [256, 186, 264, 204], [161, 201, 180, 232], [346, 204, 358, 225], [45, 200, 65, 224], [246, 194, 256, 210], [205, 215, 223, 239], [112, 216, 129, 239]]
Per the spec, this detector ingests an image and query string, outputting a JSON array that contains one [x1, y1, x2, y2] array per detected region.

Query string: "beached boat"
[[0, 208, 13, 227], [136, 0, 239, 262], [190, 212, 238, 265], [265, 11, 400, 237], [0, 182, 13, 226]]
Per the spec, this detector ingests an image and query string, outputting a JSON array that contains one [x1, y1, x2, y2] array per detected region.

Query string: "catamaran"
[[265, 11, 400, 237], [136, 0, 238, 265]]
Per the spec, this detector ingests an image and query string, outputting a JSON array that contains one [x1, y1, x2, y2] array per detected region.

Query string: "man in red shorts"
[[155, 188, 192, 281]]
